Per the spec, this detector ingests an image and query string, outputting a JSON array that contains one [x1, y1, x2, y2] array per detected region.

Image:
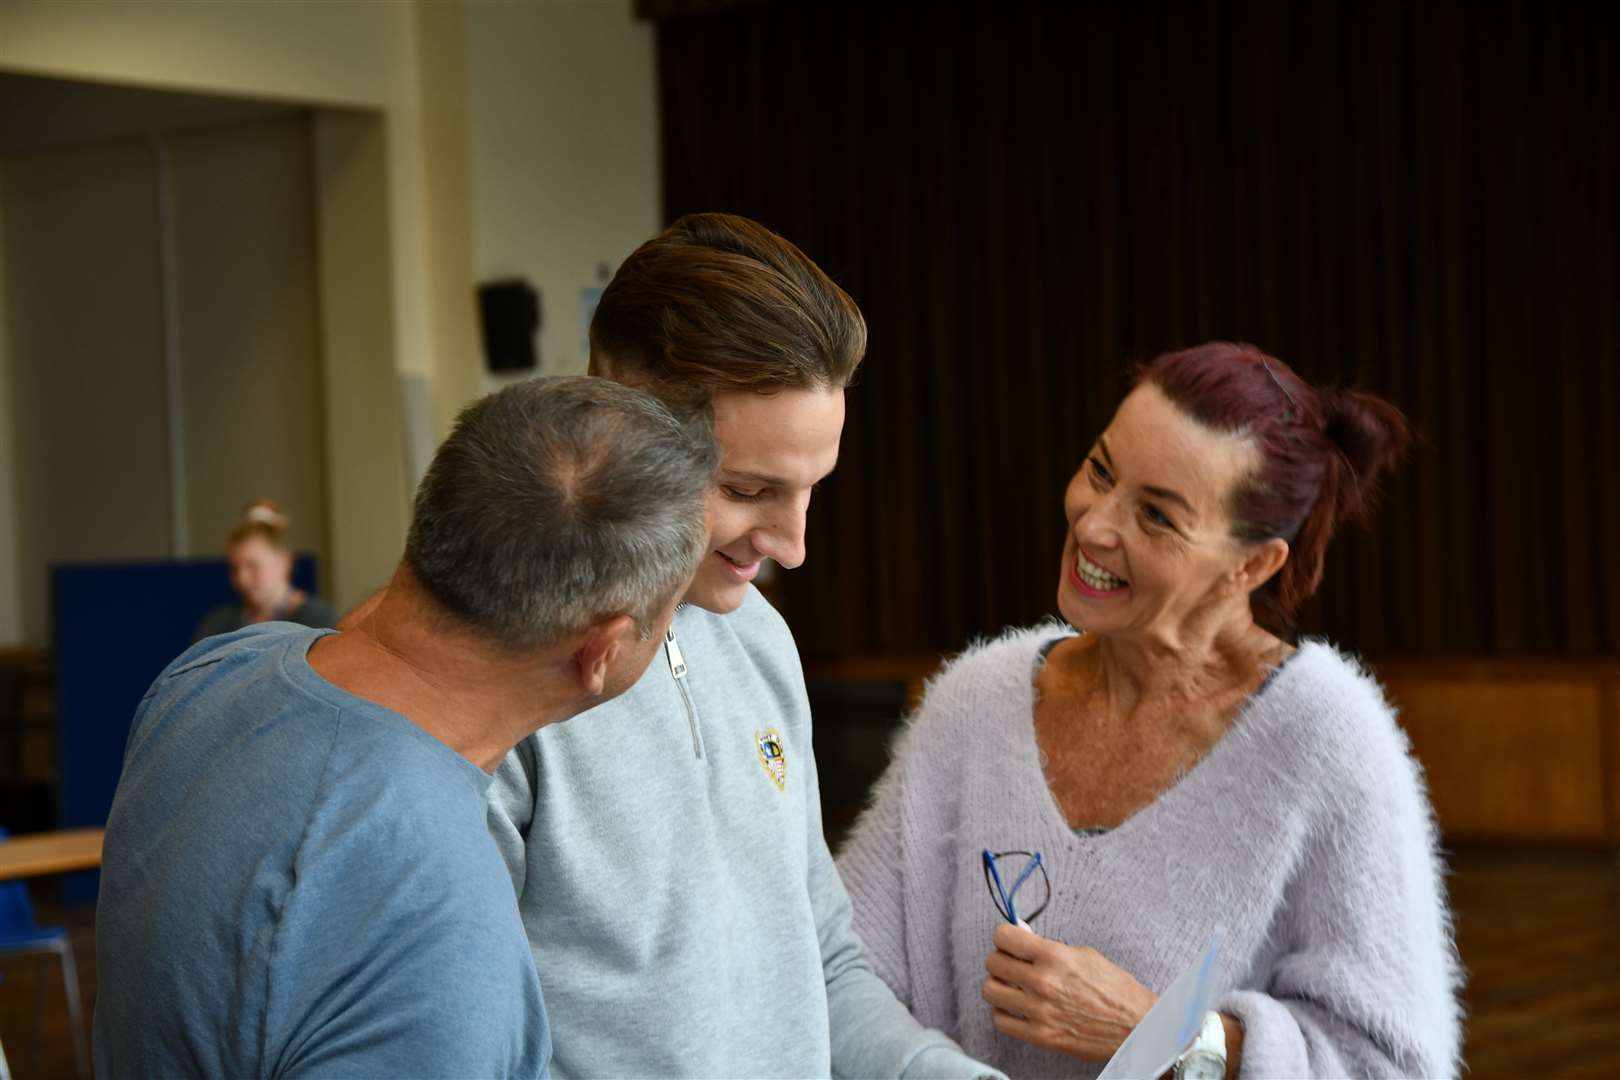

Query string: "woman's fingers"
[[984, 946, 1038, 988], [989, 1005, 1041, 1043], [991, 920, 1043, 960], [984, 934, 1161, 1063], [980, 974, 1036, 1017], [991, 1006, 1091, 1059]]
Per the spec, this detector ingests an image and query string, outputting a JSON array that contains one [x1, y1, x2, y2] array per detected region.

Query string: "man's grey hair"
[[406, 375, 718, 649]]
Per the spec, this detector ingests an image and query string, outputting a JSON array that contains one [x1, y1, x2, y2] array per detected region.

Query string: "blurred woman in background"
[[837, 342, 1461, 1079], [193, 499, 337, 641]]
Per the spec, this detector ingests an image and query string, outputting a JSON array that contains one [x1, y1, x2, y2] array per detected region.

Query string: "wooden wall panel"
[[1382, 678, 1610, 843], [1367, 658, 1620, 846], [1607, 685, 1620, 844]]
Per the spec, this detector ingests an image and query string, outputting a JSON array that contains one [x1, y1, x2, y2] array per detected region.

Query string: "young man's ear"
[[1238, 538, 1290, 592], [572, 614, 636, 697]]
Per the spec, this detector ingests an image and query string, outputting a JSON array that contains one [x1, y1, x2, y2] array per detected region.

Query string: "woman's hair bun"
[[1321, 388, 1411, 526], [228, 498, 289, 546], [241, 498, 287, 529]]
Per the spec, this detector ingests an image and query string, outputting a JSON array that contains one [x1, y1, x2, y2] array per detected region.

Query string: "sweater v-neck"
[[1024, 632, 1302, 843]]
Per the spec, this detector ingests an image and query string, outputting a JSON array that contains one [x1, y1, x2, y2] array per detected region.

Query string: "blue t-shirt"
[[93, 624, 550, 1078]]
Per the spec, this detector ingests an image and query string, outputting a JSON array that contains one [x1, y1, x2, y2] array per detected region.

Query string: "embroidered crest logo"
[[756, 728, 787, 791]]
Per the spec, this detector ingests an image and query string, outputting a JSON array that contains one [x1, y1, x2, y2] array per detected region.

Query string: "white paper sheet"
[[1096, 927, 1225, 1080]]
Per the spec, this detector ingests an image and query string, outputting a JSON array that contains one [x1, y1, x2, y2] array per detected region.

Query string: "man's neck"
[[307, 567, 585, 772]]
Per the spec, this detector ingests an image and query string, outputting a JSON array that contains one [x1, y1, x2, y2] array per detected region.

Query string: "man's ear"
[[572, 614, 636, 697], [1238, 538, 1290, 592]]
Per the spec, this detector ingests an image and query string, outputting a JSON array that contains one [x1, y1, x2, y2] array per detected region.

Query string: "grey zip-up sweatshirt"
[[488, 586, 998, 1079]]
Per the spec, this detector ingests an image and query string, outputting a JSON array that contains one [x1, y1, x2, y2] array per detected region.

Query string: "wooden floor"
[[2, 845, 1616, 1078], [1450, 847, 1620, 1078]]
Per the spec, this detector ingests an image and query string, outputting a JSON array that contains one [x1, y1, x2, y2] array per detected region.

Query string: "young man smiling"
[[487, 215, 999, 1079]]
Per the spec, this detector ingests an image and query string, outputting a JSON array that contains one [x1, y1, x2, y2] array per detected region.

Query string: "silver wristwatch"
[[1173, 1011, 1227, 1080]]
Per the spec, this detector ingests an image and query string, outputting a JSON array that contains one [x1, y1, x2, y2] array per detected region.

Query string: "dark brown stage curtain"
[[654, 0, 1620, 660]]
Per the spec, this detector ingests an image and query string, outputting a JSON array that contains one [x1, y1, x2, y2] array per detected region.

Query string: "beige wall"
[[466, 0, 661, 385], [0, 192, 17, 644], [415, 2, 482, 438], [0, 2, 411, 109], [311, 110, 412, 613]]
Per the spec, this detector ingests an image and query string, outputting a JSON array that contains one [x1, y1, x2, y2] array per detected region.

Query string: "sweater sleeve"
[[805, 735, 1002, 1079], [834, 741, 913, 1008], [1220, 702, 1463, 1079]]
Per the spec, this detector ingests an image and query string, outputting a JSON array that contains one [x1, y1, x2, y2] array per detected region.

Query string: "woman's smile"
[[1070, 548, 1129, 597]]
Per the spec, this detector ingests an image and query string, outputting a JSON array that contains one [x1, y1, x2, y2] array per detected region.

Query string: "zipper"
[[665, 626, 703, 759]]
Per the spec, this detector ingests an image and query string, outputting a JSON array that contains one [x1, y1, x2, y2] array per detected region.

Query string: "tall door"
[[0, 112, 327, 647], [1, 138, 171, 645], [166, 114, 328, 570]]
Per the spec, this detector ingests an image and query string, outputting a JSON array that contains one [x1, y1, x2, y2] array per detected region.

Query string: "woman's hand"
[[981, 922, 1158, 1061]]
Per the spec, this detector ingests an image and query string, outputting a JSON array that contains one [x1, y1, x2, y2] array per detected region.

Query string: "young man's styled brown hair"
[[588, 213, 866, 408]]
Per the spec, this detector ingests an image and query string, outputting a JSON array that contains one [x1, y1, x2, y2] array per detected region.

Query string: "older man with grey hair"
[[93, 376, 717, 1080]]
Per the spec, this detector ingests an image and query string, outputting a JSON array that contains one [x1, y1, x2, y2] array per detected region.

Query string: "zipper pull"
[[665, 628, 688, 680]]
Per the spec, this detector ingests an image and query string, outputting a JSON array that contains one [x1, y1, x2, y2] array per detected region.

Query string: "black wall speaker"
[[478, 278, 541, 372]]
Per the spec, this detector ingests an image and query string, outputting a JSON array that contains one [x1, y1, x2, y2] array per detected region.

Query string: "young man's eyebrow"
[[721, 470, 788, 487]]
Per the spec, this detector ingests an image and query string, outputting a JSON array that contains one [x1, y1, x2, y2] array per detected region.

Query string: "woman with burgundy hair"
[[837, 343, 1461, 1079]]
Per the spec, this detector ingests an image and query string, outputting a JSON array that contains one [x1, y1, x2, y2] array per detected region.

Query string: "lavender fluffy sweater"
[[837, 625, 1462, 1079]]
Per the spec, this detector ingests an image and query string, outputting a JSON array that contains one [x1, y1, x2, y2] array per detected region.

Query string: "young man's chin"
[[681, 563, 751, 614]]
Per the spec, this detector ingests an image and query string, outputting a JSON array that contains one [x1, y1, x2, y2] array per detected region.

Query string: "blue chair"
[[0, 828, 88, 1078]]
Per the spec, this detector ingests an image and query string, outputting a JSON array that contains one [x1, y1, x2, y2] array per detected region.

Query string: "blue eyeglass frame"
[[982, 848, 1050, 925]]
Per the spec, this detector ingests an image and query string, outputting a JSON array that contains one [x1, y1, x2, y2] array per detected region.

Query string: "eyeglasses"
[[982, 849, 1050, 925], [1259, 357, 1304, 419]]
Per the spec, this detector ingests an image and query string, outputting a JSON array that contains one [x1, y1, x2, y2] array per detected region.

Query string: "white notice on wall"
[[580, 285, 604, 360]]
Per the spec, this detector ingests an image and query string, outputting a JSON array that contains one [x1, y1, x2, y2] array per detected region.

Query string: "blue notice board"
[[51, 555, 317, 901]]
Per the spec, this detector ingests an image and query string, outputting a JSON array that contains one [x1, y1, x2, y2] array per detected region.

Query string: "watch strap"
[[1173, 1011, 1227, 1078]]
